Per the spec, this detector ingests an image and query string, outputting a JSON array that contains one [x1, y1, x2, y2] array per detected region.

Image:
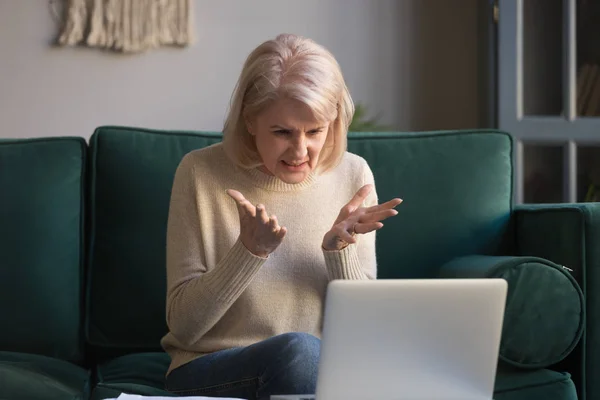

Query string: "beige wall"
[[0, 0, 485, 139]]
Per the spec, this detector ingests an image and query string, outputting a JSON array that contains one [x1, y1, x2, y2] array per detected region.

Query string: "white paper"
[[114, 394, 246, 400]]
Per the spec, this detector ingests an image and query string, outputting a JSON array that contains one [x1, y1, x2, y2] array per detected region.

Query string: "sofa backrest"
[[85, 127, 221, 355], [85, 126, 514, 354], [0, 138, 87, 363], [347, 130, 514, 279]]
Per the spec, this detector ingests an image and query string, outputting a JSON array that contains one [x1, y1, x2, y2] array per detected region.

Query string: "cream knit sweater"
[[160, 143, 378, 374]]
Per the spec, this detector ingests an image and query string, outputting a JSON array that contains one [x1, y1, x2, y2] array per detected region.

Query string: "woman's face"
[[248, 98, 331, 184]]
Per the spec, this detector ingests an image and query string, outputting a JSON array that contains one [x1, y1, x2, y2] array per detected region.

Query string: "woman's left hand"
[[322, 184, 402, 251]]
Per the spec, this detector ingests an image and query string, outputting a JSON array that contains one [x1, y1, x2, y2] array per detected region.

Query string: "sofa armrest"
[[513, 203, 600, 400], [439, 255, 583, 371], [513, 203, 600, 286]]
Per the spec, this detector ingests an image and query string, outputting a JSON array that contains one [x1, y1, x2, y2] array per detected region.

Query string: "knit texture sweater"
[[160, 142, 378, 374]]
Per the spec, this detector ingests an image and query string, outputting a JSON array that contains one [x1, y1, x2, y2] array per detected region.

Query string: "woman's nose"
[[291, 136, 308, 158]]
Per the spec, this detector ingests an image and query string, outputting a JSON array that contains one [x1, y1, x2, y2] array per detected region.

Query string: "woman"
[[161, 33, 402, 400]]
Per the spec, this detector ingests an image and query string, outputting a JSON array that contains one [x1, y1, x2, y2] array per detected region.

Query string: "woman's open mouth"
[[281, 160, 308, 170]]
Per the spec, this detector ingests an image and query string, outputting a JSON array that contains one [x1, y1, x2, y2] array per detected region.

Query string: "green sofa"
[[0, 126, 596, 400]]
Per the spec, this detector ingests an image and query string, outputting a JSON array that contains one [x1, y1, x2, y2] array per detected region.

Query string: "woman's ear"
[[245, 115, 254, 136]]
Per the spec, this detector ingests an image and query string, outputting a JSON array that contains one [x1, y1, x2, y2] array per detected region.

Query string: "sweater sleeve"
[[164, 155, 267, 348], [323, 159, 378, 280]]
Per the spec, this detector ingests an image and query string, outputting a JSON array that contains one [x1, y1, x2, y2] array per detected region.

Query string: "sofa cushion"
[[439, 255, 584, 369], [0, 351, 90, 400], [91, 352, 172, 399], [0, 138, 86, 362], [494, 365, 577, 400], [347, 130, 513, 279], [86, 127, 222, 351]]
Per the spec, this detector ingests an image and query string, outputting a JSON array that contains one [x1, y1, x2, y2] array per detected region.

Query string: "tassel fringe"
[[57, 0, 194, 53]]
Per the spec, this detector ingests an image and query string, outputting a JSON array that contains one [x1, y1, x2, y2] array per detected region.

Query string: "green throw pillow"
[[439, 255, 584, 369]]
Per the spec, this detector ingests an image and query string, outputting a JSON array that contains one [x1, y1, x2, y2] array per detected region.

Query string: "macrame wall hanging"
[[55, 0, 194, 53]]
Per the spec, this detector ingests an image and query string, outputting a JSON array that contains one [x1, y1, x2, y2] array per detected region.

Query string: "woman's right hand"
[[226, 189, 287, 258]]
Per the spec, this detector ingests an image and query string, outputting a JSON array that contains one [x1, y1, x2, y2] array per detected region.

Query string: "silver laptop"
[[272, 278, 507, 400]]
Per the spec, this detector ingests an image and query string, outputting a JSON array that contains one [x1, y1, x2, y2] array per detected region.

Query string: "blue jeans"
[[165, 332, 321, 400]]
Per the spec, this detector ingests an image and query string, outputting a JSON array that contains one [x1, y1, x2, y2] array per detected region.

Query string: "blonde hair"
[[222, 33, 354, 173]]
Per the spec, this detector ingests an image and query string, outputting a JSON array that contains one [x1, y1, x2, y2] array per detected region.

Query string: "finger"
[[337, 224, 357, 244], [364, 198, 403, 213], [226, 189, 256, 217], [226, 189, 246, 203], [359, 209, 398, 223], [269, 215, 280, 232], [345, 184, 374, 211], [276, 226, 287, 240], [255, 204, 269, 224], [239, 200, 256, 217], [354, 222, 384, 234]]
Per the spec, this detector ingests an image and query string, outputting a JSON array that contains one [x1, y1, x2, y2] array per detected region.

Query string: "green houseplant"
[[349, 103, 392, 132]]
